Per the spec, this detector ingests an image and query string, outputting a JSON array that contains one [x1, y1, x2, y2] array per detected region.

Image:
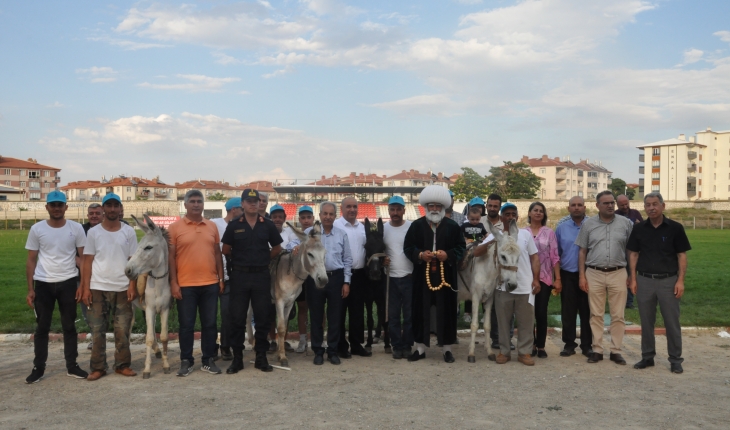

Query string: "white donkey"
[[125, 214, 172, 379], [457, 219, 521, 363], [247, 221, 328, 368]]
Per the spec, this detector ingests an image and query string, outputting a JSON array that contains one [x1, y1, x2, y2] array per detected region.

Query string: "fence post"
[[693, 217, 695, 230], [722, 216, 724, 230]]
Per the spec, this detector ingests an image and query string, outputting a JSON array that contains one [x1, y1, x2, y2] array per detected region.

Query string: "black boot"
[[226, 349, 244, 374], [220, 346, 233, 361], [254, 351, 273, 372]]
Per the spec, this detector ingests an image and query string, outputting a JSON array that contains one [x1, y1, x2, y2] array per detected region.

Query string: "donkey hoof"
[[280, 359, 289, 368], [163, 367, 171, 374], [487, 354, 496, 362], [155, 351, 162, 359], [143, 372, 151, 379], [468, 356, 476, 363], [384, 346, 392, 354]]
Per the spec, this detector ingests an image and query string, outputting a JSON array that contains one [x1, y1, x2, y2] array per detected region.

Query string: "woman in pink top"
[[525, 202, 562, 358]]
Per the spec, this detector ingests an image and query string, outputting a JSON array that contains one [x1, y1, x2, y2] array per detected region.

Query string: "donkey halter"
[[484, 239, 518, 285]]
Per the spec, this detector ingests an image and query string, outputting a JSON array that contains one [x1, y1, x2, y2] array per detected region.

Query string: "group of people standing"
[[23, 184, 690, 384]]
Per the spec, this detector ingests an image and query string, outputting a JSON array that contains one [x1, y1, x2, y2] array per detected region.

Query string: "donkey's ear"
[[377, 217, 384, 233], [132, 215, 150, 233], [364, 218, 371, 233], [312, 221, 322, 236], [508, 219, 519, 237], [287, 221, 307, 239], [142, 213, 157, 231], [486, 219, 502, 238]]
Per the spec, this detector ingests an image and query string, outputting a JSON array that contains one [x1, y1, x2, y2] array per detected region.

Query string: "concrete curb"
[[1, 327, 728, 344]]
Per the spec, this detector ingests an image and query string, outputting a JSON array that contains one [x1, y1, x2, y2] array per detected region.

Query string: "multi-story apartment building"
[[62, 176, 177, 201], [637, 127, 730, 201], [0, 156, 61, 201], [521, 155, 612, 200]]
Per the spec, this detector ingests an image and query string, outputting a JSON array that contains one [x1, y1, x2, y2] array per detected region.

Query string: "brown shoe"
[[115, 367, 137, 377], [87, 370, 106, 381], [518, 354, 535, 366], [495, 353, 511, 364]]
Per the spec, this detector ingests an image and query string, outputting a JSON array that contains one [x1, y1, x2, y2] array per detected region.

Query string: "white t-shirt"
[[212, 218, 229, 281], [84, 224, 138, 292], [279, 226, 296, 250], [25, 220, 86, 282], [483, 229, 537, 295], [384, 220, 413, 278]]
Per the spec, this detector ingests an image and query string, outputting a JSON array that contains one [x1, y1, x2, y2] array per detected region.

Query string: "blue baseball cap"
[[500, 202, 517, 213], [298, 205, 313, 214], [388, 196, 405, 206], [270, 204, 285, 215], [448, 190, 454, 197], [224, 197, 242, 211], [102, 193, 121, 205], [46, 190, 67, 204], [469, 197, 485, 206]]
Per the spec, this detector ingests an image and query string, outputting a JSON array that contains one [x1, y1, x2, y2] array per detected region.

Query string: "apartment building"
[[0, 156, 61, 201], [637, 127, 730, 201], [521, 155, 612, 201], [62, 176, 177, 201]]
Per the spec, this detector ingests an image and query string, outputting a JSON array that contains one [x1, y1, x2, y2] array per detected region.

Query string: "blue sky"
[[1, 0, 729, 186]]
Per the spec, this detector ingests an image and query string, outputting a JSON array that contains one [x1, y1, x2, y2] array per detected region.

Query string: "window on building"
[[714, 173, 717, 180], [652, 185, 660, 191], [20, 181, 26, 187], [43, 170, 50, 177], [651, 173, 660, 179], [127, 197, 132, 201], [714, 185, 716, 192], [699, 154, 703, 161], [699, 166, 702, 173], [652, 148, 660, 155], [116, 187, 120, 192], [539, 168, 546, 174], [19, 169, 26, 176], [577, 170, 583, 177], [652, 160, 660, 167], [44, 182, 49, 188], [714, 161, 717, 168], [400, 181, 405, 186], [4, 180, 10, 186], [3, 169, 10, 175], [29, 181, 39, 189], [578, 191, 583, 197], [30, 192, 41, 200], [127, 187, 131, 192], [714, 149, 717, 156], [29, 170, 40, 178]]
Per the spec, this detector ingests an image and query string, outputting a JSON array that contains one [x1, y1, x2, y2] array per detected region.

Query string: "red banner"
[[146, 216, 180, 228]]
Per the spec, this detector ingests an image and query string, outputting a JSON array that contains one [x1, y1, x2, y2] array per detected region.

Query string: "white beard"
[[426, 209, 445, 224]]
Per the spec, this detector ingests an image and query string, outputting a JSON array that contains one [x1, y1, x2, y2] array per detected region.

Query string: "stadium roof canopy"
[[272, 185, 426, 195]]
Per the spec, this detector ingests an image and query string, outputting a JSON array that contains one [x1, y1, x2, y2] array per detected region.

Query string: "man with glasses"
[[576, 191, 633, 365], [404, 185, 465, 363], [25, 190, 88, 383]]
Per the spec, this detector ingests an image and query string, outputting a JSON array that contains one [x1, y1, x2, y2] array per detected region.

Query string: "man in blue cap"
[[383, 196, 414, 359], [293, 205, 315, 353], [222, 188, 283, 373], [82, 193, 140, 380], [211, 197, 242, 361], [25, 190, 88, 383]]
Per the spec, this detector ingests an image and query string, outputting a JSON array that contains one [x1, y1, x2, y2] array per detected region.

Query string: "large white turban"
[[419, 185, 452, 208]]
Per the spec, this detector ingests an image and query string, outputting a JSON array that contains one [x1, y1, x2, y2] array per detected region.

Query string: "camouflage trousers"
[[89, 290, 133, 372]]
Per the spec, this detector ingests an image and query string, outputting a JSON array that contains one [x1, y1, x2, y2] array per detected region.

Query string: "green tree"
[[487, 161, 541, 200], [609, 177, 636, 200], [356, 192, 369, 203], [208, 192, 227, 201], [450, 167, 490, 201]]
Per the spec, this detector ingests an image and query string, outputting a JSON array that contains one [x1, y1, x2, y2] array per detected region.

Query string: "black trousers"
[[308, 270, 344, 355], [560, 270, 592, 352], [33, 278, 79, 370], [219, 280, 231, 348], [339, 268, 366, 352], [229, 270, 271, 353], [533, 281, 553, 348]]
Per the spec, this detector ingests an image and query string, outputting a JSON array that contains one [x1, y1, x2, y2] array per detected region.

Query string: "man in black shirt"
[[627, 192, 691, 374], [221, 188, 283, 373]]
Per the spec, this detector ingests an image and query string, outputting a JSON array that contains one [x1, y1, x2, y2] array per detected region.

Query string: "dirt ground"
[[1, 332, 729, 429]]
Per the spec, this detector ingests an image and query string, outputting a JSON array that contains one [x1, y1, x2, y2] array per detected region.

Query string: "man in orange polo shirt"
[[168, 190, 225, 377]]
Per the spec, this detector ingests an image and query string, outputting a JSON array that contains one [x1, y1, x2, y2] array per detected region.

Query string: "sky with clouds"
[[1, 0, 729, 186]]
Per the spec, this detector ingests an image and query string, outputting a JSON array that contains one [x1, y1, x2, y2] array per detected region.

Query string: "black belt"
[[326, 269, 344, 277], [352, 268, 367, 274], [587, 266, 624, 273], [638, 271, 677, 280], [232, 265, 268, 273]]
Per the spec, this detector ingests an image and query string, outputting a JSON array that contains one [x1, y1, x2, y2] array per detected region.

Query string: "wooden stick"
[[248, 361, 291, 371]]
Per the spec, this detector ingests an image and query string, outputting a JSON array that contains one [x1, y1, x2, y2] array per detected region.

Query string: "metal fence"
[[1, 206, 182, 230]]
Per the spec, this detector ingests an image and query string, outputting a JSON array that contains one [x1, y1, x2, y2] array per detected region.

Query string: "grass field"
[[1, 229, 728, 334]]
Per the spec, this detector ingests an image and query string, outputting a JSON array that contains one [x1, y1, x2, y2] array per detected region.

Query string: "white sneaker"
[[296, 340, 308, 353]]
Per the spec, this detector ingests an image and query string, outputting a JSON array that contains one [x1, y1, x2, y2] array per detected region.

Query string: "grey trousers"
[[495, 290, 534, 356], [637, 275, 683, 364]]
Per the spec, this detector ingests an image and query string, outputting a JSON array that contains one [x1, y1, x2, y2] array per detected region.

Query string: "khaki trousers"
[[586, 268, 627, 354]]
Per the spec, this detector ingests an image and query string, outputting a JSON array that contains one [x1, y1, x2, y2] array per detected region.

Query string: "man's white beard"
[[426, 209, 445, 224]]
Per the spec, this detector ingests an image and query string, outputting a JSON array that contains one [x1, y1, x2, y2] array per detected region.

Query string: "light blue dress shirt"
[[555, 216, 585, 273]]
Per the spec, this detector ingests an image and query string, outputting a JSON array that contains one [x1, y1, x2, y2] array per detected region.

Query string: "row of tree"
[[450, 163, 542, 201]]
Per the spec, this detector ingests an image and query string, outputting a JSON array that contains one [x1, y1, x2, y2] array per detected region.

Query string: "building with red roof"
[[0, 156, 61, 201]]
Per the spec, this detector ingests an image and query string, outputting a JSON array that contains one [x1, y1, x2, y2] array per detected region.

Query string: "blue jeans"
[[177, 284, 218, 365], [388, 276, 413, 352]]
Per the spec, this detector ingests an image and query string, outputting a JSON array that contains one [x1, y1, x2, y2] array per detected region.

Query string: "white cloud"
[[46, 102, 65, 108], [39, 112, 473, 184], [76, 66, 118, 83], [369, 94, 463, 116], [678, 48, 703, 66], [88, 36, 172, 50], [453, 0, 483, 4], [137, 74, 241, 92], [714, 30, 730, 44], [262, 66, 294, 79], [212, 51, 241, 65]]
